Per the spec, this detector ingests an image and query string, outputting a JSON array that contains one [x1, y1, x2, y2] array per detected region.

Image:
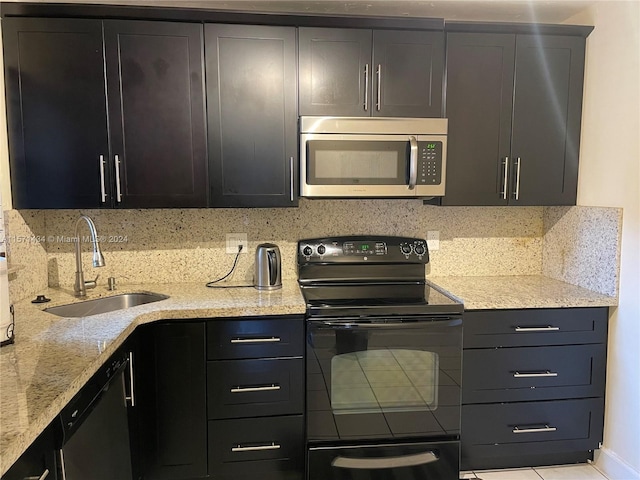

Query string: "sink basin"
[[44, 292, 169, 318]]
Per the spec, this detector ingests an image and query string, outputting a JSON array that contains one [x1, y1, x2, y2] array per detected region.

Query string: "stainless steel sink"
[[44, 292, 169, 318]]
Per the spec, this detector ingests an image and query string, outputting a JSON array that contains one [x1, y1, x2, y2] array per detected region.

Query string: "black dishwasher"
[[58, 349, 134, 480]]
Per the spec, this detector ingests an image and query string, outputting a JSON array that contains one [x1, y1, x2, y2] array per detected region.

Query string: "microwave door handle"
[[408, 136, 418, 190]]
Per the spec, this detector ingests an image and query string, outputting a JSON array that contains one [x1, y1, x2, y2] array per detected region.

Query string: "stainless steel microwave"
[[300, 116, 448, 198]]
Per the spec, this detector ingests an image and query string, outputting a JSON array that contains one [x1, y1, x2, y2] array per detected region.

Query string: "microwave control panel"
[[417, 141, 442, 185]]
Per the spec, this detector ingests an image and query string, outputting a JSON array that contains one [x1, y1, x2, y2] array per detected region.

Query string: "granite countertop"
[[0, 275, 617, 475], [429, 275, 618, 310]]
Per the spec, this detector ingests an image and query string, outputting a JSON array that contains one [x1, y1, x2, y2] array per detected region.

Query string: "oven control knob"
[[317, 245, 326, 255], [302, 246, 313, 256], [414, 243, 426, 256], [400, 243, 412, 255]]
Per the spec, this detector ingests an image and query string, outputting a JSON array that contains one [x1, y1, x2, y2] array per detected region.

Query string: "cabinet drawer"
[[207, 316, 304, 360], [461, 398, 604, 470], [464, 308, 608, 348], [463, 344, 606, 403], [207, 357, 303, 419], [462, 398, 603, 446], [208, 415, 304, 480]]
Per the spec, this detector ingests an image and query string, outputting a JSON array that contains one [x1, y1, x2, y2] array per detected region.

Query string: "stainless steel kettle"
[[254, 243, 282, 290]]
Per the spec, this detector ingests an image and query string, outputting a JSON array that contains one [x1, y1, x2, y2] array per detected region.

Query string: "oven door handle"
[[320, 318, 461, 329], [332, 450, 438, 470]]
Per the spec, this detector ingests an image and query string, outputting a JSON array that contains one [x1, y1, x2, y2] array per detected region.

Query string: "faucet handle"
[[85, 274, 100, 290]]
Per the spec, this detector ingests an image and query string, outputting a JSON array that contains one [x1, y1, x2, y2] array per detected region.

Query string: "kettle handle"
[[267, 250, 277, 286]]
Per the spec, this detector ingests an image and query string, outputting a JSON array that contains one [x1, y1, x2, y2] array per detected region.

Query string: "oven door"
[[300, 134, 446, 198], [306, 316, 462, 442]]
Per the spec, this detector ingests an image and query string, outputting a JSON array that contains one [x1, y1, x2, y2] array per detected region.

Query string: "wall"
[[566, 2, 640, 479]]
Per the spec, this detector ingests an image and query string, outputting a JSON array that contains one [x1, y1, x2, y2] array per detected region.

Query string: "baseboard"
[[595, 447, 640, 480]]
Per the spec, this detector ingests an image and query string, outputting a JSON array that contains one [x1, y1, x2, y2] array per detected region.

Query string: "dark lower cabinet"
[[443, 28, 588, 206], [2, 424, 57, 480], [136, 321, 207, 480], [135, 316, 304, 480], [461, 307, 608, 470], [209, 416, 304, 480], [205, 24, 298, 207]]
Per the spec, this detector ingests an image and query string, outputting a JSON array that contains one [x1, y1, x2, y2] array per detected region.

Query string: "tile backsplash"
[[3, 200, 621, 303]]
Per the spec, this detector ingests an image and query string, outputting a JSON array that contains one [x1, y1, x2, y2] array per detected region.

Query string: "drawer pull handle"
[[231, 384, 281, 393], [332, 451, 438, 470], [513, 371, 558, 378], [24, 470, 50, 480], [231, 337, 281, 344], [512, 425, 557, 434], [232, 442, 281, 452], [514, 326, 560, 332]]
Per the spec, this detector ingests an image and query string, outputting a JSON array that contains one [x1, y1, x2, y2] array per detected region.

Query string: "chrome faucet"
[[74, 215, 105, 297]]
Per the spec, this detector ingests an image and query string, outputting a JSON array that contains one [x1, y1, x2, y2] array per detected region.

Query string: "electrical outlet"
[[226, 233, 248, 254], [427, 231, 440, 251]]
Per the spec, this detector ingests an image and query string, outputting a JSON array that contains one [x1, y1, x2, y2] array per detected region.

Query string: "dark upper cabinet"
[[136, 321, 207, 480], [510, 35, 585, 206], [299, 27, 444, 117], [443, 32, 586, 206], [3, 18, 109, 209], [3, 18, 207, 209], [104, 21, 207, 208], [205, 24, 297, 207]]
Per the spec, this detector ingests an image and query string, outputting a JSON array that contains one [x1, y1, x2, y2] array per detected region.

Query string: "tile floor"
[[461, 463, 609, 479]]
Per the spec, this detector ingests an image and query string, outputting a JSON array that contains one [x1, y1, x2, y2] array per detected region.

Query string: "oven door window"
[[306, 140, 409, 185], [331, 349, 438, 414], [307, 318, 462, 441]]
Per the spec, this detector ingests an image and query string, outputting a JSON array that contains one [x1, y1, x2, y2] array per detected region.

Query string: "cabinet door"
[[137, 322, 207, 480], [2, 18, 109, 209], [206, 24, 298, 207], [442, 33, 515, 206], [2, 424, 57, 480], [510, 35, 586, 206], [298, 27, 372, 117], [104, 21, 207, 208], [372, 30, 444, 117]]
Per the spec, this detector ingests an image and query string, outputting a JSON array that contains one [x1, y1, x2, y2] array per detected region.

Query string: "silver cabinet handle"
[[513, 425, 557, 434], [363, 63, 369, 111], [59, 450, 67, 480], [24, 469, 50, 480], [513, 371, 558, 378], [332, 451, 438, 470], [231, 384, 281, 393], [232, 442, 281, 452], [376, 64, 382, 111], [408, 136, 418, 190], [515, 326, 560, 332], [125, 351, 135, 407], [513, 157, 521, 200], [501, 156, 509, 200], [231, 337, 281, 344], [114, 154, 123, 203], [99, 155, 107, 203], [289, 156, 294, 202]]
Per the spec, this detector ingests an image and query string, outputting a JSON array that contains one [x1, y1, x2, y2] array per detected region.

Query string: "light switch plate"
[[427, 231, 440, 251]]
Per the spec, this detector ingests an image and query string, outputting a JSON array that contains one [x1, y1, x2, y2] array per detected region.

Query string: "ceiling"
[[1, 0, 599, 23]]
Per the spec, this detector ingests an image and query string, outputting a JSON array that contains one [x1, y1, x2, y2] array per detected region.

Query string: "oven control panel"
[[298, 236, 429, 263]]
